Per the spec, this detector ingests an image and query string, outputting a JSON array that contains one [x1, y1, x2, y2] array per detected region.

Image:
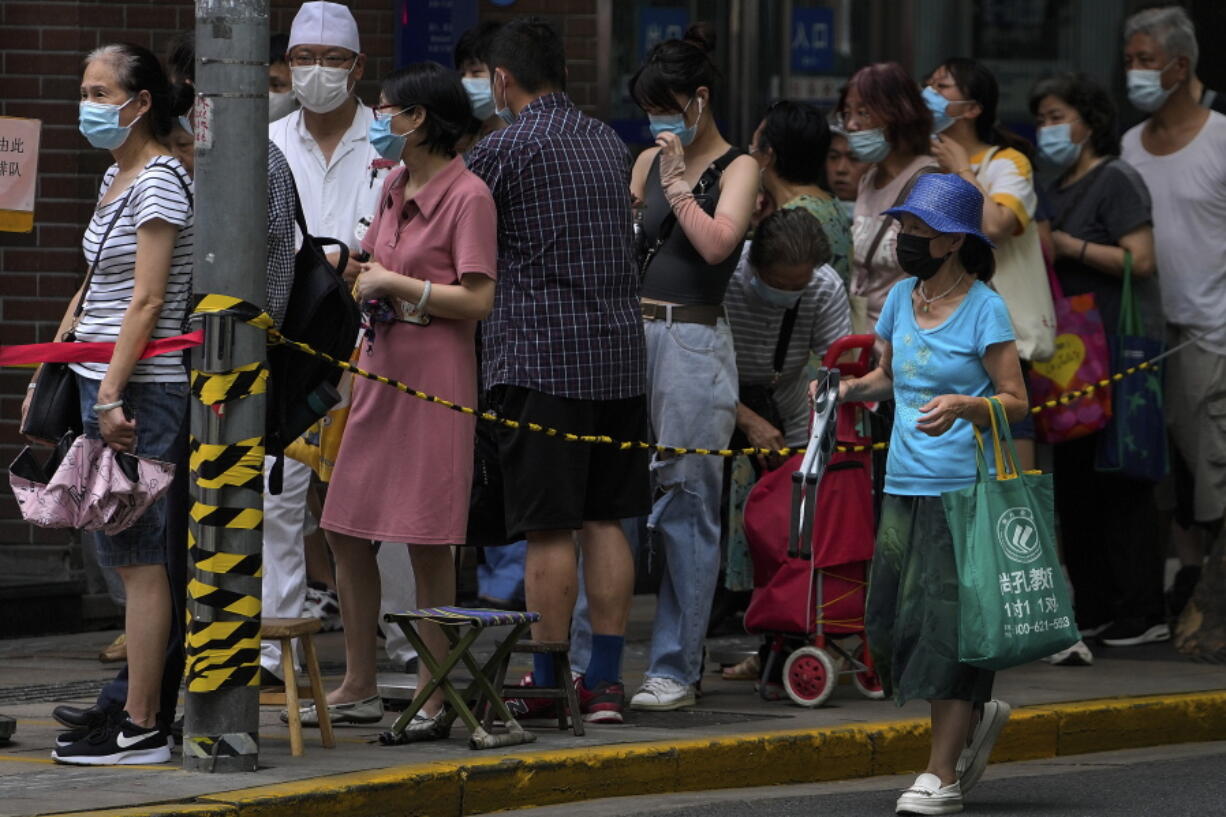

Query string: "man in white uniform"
[[263, 1, 416, 682], [1121, 6, 1226, 636]]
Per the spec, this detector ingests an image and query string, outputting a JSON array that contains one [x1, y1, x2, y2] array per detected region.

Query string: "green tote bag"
[[942, 398, 1079, 671]]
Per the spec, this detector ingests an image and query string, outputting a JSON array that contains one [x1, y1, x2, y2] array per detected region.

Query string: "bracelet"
[[26, 382, 37, 392], [92, 399, 124, 414], [955, 167, 972, 175], [1079, 240, 1089, 263], [416, 279, 432, 315]]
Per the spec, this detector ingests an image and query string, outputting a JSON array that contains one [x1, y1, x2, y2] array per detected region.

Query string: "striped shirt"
[[725, 246, 852, 447], [71, 156, 194, 383]]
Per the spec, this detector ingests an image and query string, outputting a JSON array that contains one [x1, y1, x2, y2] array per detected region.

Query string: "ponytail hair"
[[85, 43, 184, 139], [629, 22, 721, 114], [937, 57, 1034, 158], [959, 235, 996, 283]]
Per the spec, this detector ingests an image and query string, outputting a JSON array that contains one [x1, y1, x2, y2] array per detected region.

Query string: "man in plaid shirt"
[[468, 18, 649, 725]]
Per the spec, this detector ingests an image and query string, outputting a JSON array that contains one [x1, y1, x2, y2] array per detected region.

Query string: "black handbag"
[[730, 303, 799, 450], [21, 187, 134, 443]]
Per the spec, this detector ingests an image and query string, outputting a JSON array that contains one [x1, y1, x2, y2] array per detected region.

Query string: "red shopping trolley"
[[741, 334, 884, 707]]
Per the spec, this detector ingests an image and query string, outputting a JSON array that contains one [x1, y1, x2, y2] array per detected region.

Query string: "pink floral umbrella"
[[9, 434, 176, 535]]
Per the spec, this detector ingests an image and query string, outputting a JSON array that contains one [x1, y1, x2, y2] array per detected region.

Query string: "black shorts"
[[487, 385, 651, 538]]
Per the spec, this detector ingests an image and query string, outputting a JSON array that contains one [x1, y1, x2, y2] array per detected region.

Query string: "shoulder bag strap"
[[74, 184, 136, 322], [1119, 250, 1140, 336], [642, 148, 744, 275], [863, 164, 939, 284], [772, 304, 800, 379]]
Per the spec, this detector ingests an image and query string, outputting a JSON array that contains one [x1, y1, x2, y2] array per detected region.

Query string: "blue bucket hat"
[[883, 173, 996, 248]]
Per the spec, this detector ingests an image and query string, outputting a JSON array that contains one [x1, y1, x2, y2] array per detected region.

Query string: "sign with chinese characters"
[[791, 7, 834, 74], [997, 565, 1069, 639], [0, 117, 40, 233], [396, 0, 478, 69], [639, 7, 688, 60]]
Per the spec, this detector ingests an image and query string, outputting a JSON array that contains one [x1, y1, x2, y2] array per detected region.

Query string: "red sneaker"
[[504, 673, 564, 720], [576, 676, 625, 724]]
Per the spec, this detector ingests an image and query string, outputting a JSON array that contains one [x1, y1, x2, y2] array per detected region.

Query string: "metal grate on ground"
[[0, 680, 109, 705]]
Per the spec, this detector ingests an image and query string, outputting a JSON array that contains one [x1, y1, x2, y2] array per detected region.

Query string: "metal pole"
[[184, 0, 269, 774]]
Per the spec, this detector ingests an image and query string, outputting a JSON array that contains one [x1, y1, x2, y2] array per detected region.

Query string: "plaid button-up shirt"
[[467, 93, 646, 400]]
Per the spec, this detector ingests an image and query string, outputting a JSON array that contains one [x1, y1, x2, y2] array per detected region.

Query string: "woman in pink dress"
[[297, 62, 497, 732]]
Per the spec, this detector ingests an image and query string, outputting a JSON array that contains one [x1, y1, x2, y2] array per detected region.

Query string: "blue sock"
[[533, 653, 557, 688], [584, 634, 625, 686]]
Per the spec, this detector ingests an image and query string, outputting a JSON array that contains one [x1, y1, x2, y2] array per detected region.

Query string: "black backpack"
[[265, 193, 361, 492]]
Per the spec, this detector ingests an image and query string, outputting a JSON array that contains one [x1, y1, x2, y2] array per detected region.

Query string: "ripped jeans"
[[641, 317, 738, 685]]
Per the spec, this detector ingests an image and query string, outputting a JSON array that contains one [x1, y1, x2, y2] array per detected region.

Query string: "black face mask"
[[896, 233, 949, 281]]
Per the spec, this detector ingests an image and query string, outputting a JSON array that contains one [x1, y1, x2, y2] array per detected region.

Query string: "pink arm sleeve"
[[664, 185, 744, 266]]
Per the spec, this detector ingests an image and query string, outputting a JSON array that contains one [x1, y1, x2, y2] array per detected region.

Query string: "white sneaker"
[[1042, 639, 1094, 666], [956, 699, 1011, 795], [896, 773, 963, 815], [629, 676, 696, 711]]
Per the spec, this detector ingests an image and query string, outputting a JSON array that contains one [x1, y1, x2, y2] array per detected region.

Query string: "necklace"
[[917, 274, 966, 313]]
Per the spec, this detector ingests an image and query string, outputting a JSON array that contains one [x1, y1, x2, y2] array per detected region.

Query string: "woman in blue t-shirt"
[[833, 173, 1028, 814]]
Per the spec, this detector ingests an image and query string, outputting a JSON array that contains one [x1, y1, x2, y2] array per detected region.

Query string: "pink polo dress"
[[321, 157, 497, 544]]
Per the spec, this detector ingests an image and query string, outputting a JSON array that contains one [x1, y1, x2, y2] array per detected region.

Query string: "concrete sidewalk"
[[0, 597, 1223, 817]]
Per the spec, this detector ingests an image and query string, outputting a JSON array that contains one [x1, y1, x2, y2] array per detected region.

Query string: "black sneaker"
[[55, 708, 121, 748], [1099, 620, 1171, 647], [51, 715, 171, 765]]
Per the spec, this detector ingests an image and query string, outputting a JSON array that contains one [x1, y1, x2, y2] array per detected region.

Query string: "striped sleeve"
[[979, 148, 1036, 234], [131, 160, 192, 229]]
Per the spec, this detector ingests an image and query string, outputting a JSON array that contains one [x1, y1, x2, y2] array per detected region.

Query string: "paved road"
[[501, 741, 1226, 817]]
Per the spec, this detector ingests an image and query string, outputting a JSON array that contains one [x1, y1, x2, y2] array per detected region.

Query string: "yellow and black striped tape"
[[184, 618, 262, 693], [190, 437, 264, 492], [192, 294, 1169, 460], [184, 294, 272, 697]]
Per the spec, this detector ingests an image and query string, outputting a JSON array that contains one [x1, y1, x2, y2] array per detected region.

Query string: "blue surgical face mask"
[[493, 72, 517, 126], [79, 97, 140, 151], [749, 270, 806, 308], [847, 127, 890, 163], [368, 111, 412, 161], [922, 86, 958, 134], [462, 77, 494, 121], [1037, 122, 1084, 169], [1127, 62, 1178, 113], [648, 97, 701, 146]]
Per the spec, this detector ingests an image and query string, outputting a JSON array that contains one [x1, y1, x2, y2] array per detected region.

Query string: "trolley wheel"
[[781, 646, 837, 708], [852, 642, 885, 700]]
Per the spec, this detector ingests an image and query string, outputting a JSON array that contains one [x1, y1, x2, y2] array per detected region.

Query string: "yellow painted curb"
[[36, 690, 1226, 817]]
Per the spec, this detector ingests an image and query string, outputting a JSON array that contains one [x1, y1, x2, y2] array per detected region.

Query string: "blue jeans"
[[478, 540, 527, 605], [77, 375, 188, 568], [638, 318, 737, 685]]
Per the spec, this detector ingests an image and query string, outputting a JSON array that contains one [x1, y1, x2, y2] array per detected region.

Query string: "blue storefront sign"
[[639, 7, 689, 60], [791, 6, 834, 74], [396, 0, 479, 69]]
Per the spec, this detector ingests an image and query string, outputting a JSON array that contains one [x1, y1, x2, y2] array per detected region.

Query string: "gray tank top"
[[640, 148, 746, 306]]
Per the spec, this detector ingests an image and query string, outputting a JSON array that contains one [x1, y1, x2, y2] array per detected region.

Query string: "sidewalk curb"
[[43, 690, 1226, 817]]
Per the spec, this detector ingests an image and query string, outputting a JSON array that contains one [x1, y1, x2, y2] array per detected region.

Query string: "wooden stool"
[[497, 640, 584, 737], [260, 617, 334, 757]]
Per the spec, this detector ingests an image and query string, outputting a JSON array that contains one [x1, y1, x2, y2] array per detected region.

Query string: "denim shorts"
[[77, 374, 188, 568]]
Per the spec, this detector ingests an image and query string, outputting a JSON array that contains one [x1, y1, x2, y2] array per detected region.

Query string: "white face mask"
[[291, 64, 353, 114], [269, 90, 298, 121]]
